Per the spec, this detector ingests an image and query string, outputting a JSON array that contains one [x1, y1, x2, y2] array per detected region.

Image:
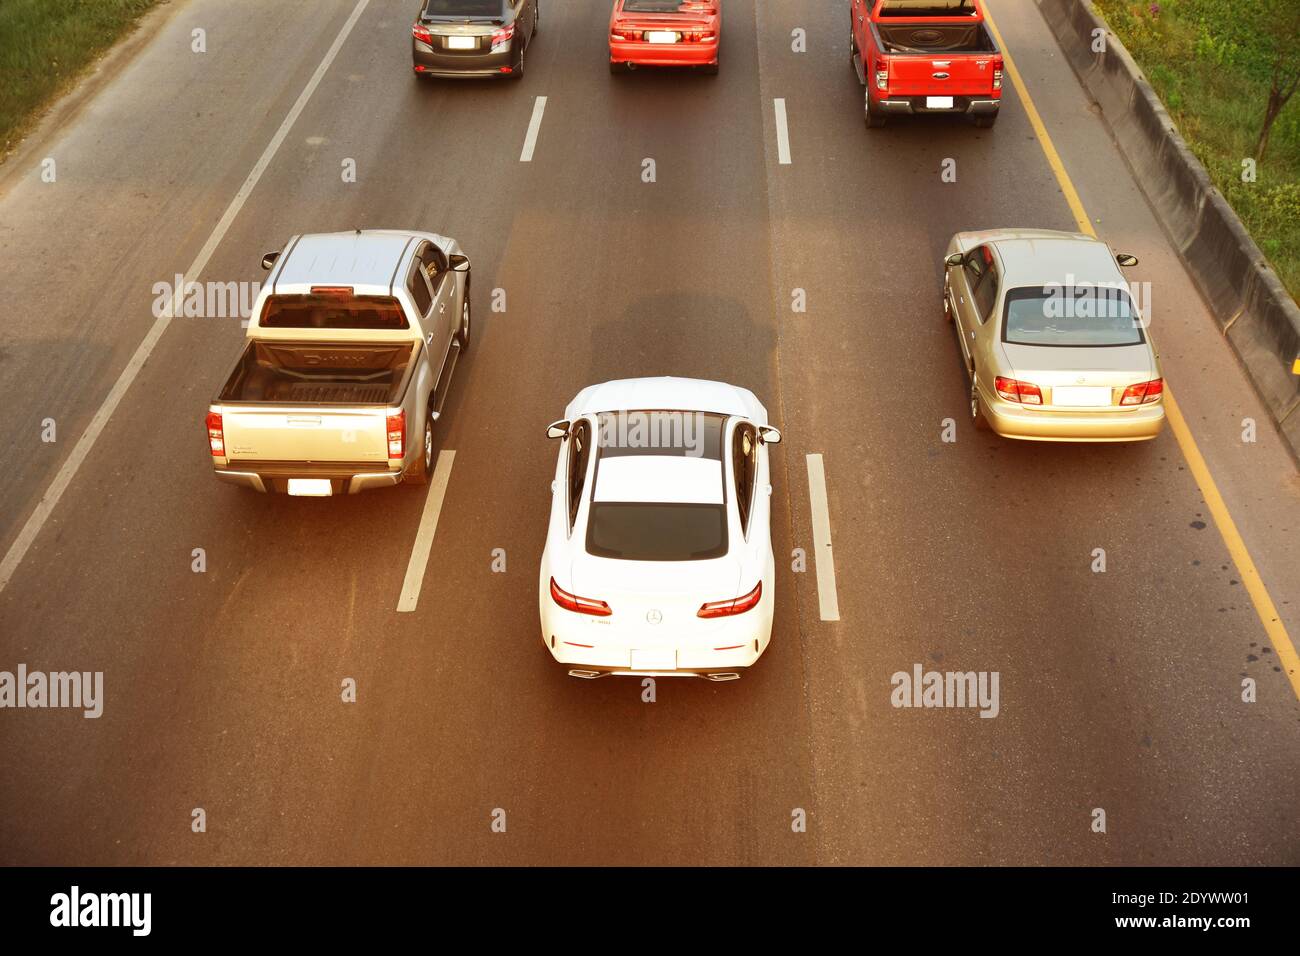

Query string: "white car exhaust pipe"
[[705, 672, 741, 682], [568, 669, 605, 680]]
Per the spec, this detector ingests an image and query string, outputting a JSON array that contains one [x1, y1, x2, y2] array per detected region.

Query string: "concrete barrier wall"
[[1038, 0, 1300, 463]]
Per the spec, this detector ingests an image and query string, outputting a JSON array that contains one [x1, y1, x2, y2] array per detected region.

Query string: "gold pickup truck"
[[206, 230, 470, 496]]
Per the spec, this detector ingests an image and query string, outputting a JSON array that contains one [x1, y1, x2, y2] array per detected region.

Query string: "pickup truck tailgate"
[[221, 408, 389, 463], [888, 54, 996, 95]]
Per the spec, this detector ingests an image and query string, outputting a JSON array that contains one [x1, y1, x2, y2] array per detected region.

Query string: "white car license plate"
[[446, 35, 476, 50], [646, 31, 679, 44], [926, 96, 955, 109], [630, 648, 676, 671], [287, 478, 333, 497], [1052, 386, 1112, 407]]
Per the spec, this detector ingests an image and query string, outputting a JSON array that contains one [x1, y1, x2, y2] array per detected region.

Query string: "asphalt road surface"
[[0, 0, 1297, 866]]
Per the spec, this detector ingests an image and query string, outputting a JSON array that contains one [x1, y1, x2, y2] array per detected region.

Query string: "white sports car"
[[538, 377, 782, 681]]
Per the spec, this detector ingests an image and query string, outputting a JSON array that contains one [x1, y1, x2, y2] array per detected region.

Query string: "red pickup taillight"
[[387, 410, 405, 460], [995, 376, 1043, 405], [550, 578, 613, 617], [992, 55, 1004, 90], [698, 581, 763, 619], [875, 56, 889, 91], [412, 22, 432, 44], [1120, 378, 1164, 405], [206, 411, 225, 458]]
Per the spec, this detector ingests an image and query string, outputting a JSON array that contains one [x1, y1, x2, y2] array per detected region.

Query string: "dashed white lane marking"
[[774, 98, 792, 166], [397, 450, 456, 613], [520, 96, 547, 162], [0, 0, 373, 597], [805, 453, 840, 621]]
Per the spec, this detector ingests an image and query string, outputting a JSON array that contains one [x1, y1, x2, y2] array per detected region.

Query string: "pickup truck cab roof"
[[249, 230, 447, 343]]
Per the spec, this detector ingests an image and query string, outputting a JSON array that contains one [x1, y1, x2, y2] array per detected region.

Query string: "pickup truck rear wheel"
[[864, 91, 886, 128], [973, 113, 997, 129], [405, 410, 433, 485]]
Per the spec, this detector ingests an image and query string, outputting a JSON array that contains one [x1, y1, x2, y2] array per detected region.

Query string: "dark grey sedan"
[[412, 0, 539, 80]]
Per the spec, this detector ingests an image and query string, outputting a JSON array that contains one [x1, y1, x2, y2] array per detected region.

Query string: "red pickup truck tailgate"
[[887, 53, 998, 97]]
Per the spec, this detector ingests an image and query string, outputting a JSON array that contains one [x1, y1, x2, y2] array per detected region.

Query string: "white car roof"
[[567, 377, 767, 422], [593, 456, 724, 505]]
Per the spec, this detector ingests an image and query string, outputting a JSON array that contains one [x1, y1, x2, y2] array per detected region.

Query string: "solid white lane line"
[[520, 96, 547, 162], [397, 451, 456, 613], [805, 454, 840, 622], [774, 98, 792, 166], [0, 0, 373, 596]]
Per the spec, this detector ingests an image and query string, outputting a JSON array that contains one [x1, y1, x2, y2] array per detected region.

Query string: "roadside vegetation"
[[1093, 0, 1300, 302], [0, 0, 164, 160]]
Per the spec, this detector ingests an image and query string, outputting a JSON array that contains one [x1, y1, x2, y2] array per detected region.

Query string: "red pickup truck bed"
[[850, 0, 1004, 128]]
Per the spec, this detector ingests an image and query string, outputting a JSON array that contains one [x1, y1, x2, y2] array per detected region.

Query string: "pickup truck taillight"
[[875, 57, 889, 91], [993, 57, 1004, 90], [206, 412, 224, 458], [387, 410, 405, 460]]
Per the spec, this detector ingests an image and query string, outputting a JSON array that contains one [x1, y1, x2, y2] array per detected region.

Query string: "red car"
[[609, 0, 721, 75]]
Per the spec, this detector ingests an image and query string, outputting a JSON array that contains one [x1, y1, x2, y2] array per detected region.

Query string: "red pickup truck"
[[851, 0, 1003, 128]]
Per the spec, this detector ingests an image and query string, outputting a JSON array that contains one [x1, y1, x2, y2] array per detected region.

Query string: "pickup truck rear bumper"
[[214, 464, 403, 495], [876, 96, 999, 115]]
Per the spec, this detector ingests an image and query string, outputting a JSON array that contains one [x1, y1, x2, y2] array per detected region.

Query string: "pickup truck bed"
[[875, 22, 994, 53], [217, 342, 416, 406]]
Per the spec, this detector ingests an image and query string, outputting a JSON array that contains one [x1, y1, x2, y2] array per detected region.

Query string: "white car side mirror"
[[758, 426, 782, 446], [546, 420, 569, 440]]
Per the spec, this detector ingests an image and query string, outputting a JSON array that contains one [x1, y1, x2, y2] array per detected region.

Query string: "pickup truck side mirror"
[[945, 253, 963, 267], [449, 254, 470, 273], [261, 251, 281, 271], [758, 425, 782, 446], [546, 420, 570, 440], [1116, 253, 1139, 267]]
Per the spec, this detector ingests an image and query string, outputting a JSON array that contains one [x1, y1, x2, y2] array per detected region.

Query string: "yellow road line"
[[984, 6, 1300, 700]]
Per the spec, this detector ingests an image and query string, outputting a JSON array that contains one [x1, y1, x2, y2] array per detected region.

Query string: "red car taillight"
[[206, 411, 224, 458], [387, 410, 405, 460], [611, 27, 640, 41], [994, 376, 1043, 405], [550, 578, 612, 617], [1120, 378, 1164, 405], [491, 24, 515, 48], [698, 581, 763, 619], [412, 22, 432, 44], [875, 57, 889, 91]]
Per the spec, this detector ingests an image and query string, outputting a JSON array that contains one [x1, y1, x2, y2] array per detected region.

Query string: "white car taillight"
[[550, 578, 612, 617], [698, 581, 763, 619]]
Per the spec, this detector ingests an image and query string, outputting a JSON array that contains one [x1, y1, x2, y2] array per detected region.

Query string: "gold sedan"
[[943, 228, 1166, 442]]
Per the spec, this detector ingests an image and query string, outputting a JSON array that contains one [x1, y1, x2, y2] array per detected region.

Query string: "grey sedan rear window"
[[423, 0, 503, 17], [1002, 286, 1145, 347]]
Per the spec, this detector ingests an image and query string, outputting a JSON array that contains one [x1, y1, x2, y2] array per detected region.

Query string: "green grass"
[[1093, 0, 1300, 302], [0, 0, 164, 158]]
